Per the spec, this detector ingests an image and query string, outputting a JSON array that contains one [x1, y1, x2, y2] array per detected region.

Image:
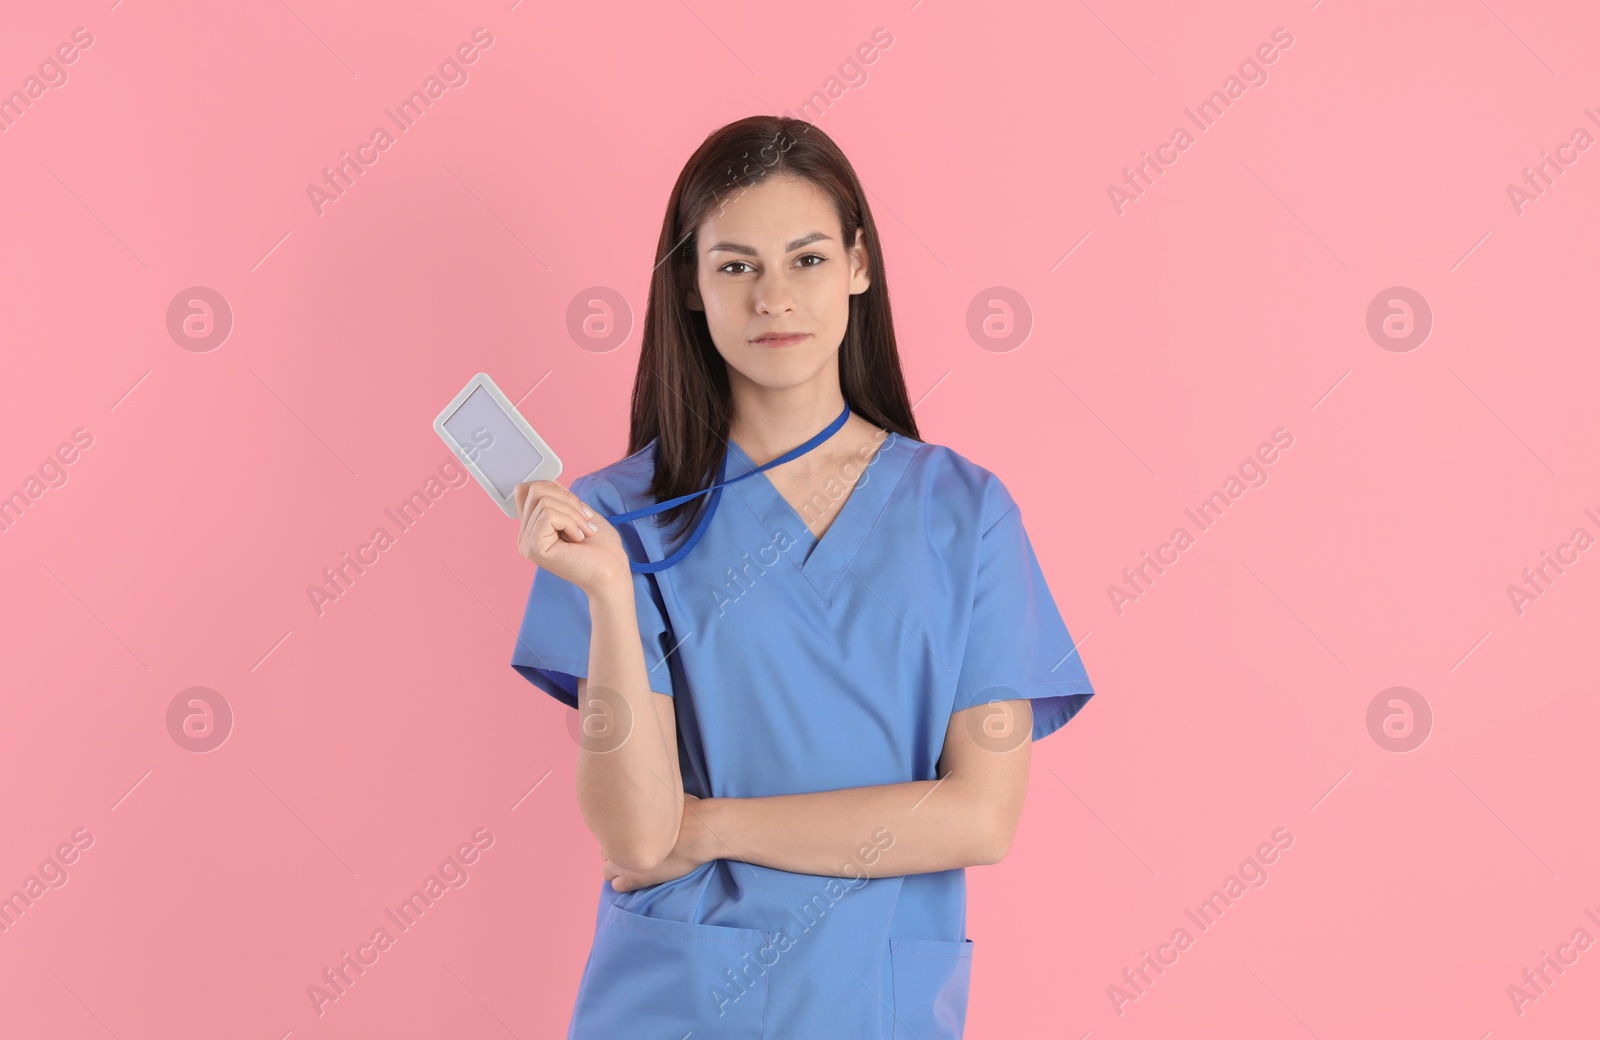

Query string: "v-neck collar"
[[723, 431, 918, 602]]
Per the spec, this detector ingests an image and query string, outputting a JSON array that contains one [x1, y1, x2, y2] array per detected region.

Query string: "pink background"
[[3, 1, 1598, 1036]]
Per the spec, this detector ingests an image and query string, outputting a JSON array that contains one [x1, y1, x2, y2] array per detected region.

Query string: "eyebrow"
[[707, 231, 832, 257]]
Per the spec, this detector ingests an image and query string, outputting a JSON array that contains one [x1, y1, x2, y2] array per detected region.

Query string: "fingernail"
[[586, 521, 598, 532], [582, 506, 594, 518]]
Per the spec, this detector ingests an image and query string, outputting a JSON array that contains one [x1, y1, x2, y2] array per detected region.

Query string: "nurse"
[[511, 115, 1097, 1039]]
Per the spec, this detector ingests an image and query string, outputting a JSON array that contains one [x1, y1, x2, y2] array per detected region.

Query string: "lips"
[[753, 333, 809, 347]]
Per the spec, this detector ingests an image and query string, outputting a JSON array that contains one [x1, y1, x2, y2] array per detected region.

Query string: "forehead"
[[700, 175, 839, 252]]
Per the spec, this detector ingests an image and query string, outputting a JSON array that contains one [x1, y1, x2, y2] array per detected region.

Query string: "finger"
[[537, 479, 596, 521], [518, 479, 557, 526], [521, 495, 581, 546], [521, 502, 574, 564], [533, 500, 592, 546], [523, 483, 600, 540], [519, 479, 586, 528]]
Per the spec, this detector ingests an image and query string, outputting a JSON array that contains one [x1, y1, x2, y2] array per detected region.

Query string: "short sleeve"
[[510, 474, 678, 708], [950, 493, 1096, 742]]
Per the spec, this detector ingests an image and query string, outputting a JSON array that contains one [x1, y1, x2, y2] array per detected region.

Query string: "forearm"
[[575, 580, 682, 871], [693, 776, 999, 879]]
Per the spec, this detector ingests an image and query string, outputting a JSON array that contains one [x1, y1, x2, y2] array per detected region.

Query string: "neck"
[[726, 377, 850, 465]]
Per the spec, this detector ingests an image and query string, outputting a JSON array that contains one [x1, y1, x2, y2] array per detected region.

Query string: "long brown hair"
[[626, 115, 919, 545]]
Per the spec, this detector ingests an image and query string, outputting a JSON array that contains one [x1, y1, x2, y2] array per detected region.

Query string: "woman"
[[510, 115, 1096, 1039]]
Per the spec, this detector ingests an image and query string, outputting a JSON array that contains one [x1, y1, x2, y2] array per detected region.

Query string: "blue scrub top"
[[512, 431, 1096, 1039]]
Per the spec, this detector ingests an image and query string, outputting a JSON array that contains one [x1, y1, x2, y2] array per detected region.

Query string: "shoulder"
[[896, 435, 1018, 533], [567, 440, 661, 514]]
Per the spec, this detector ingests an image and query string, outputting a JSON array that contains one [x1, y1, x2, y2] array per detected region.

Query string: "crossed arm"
[[573, 574, 1035, 887], [598, 692, 1035, 893]]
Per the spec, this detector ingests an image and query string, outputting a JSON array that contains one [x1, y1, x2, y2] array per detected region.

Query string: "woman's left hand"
[[603, 793, 715, 893]]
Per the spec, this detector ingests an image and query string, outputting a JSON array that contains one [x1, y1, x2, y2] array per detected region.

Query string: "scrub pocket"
[[888, 936, 974, 1040], [568, 902, 772, 1039]]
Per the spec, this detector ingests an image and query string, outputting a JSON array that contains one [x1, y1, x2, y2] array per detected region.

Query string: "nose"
[[752, 268, 797, 315]]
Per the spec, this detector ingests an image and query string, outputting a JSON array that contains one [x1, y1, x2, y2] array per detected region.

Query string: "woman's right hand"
[[514, 480, 631, 596]]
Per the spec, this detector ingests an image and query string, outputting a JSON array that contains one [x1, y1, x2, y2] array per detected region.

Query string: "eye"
[[717, 254, 828, 275]]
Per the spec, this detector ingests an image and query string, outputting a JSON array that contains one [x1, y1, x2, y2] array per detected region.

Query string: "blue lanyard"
[[604, 402, 851, 573]]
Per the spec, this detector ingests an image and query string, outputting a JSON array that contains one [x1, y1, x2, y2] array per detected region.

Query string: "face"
[[686, 174, 871, 394]]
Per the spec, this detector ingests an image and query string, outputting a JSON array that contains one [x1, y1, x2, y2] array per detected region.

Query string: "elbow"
[[970, 779, 1028, 866], [606, 817, 681, 874], [975, 825, 1015, 866], [608, 843, 668, 874], [973, 805, 1023, 866], [578, 779, 683, 873]]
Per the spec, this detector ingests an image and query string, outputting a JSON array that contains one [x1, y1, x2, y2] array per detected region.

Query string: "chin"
[[734, 360, 824, 392]]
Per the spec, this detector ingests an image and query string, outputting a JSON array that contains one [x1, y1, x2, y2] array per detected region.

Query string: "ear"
[[847, 228, 872, 296]]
